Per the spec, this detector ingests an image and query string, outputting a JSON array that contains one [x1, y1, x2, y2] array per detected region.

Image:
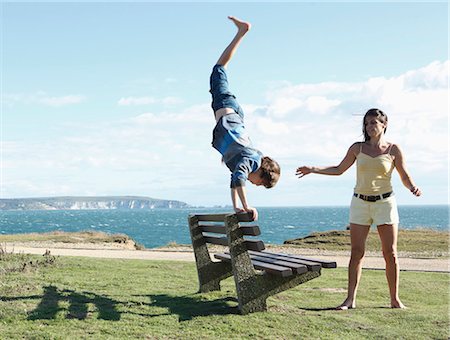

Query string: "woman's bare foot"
[[391, 299, 406, 309], [336, 299, 355, 310], [228, 16, 251, 33]]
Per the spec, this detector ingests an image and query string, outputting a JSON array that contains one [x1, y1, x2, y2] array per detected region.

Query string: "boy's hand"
[[234, 207, 246, 214], [245, 206, 258, 221]]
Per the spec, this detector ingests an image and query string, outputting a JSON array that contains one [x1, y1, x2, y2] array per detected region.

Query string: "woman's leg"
[[377, 223, 405, 308], [337, 223, 371, 310], [216, 16, 251, 67]]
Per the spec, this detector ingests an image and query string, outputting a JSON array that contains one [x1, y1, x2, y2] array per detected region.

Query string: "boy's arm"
[[231, 188, 244, 213], [233, 186, 258, 220], [229, 157, 260, 220]]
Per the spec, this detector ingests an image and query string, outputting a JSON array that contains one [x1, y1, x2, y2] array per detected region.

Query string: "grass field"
[[285, 228, 449, 257], [0, 251, 448, 339]]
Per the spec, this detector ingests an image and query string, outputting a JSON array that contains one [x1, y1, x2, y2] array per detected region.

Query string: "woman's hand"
[[410, 185, 422, 197], [296, 166, 313, 178]]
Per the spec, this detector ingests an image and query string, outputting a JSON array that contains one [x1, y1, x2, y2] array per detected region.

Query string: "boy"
[[210, 16, 280, 220]]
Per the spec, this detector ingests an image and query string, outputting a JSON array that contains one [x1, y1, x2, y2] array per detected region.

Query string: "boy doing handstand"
[[210, 16, 280, 220]]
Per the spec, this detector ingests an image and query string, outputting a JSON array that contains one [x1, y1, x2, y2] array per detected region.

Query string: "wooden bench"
[[188, 212, 336, 314]]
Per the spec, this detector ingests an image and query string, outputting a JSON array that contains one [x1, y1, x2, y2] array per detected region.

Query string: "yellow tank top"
[[354, 143, 395, 195]]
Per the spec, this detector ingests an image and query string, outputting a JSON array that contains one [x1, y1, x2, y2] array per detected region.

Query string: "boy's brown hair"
[[260, 156, 280, 189]]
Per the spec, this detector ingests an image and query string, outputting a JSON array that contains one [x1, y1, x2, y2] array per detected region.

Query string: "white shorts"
[[349, 194, 399, 226]]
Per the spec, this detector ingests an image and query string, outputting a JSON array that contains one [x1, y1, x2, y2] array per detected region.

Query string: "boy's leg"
[[216, 16, 251, 68], [210, 16, 250, 120]]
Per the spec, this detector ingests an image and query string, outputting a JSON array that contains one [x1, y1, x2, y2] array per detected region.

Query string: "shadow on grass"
[[143, 294, 239, 321], [1, 285, 120, 321], [30, 285, 121, 320], [301, 307, 341, 311], [2, 287, 238, 322]]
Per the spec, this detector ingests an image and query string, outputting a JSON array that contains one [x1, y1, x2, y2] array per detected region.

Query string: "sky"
[[1, 1, 449, 207]]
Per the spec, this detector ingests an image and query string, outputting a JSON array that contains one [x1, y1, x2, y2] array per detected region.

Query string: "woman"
[[296, 108, 421, 309]]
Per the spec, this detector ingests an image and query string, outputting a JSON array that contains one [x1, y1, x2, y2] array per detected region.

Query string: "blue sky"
[[1, 1, 449, 207]]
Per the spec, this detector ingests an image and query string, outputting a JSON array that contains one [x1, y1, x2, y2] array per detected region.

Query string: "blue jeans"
[[209, 65, 244, 119]]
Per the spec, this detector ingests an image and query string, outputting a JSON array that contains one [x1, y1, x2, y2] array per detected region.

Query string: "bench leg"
[[223, 214, 323, 314], [237, 279, 268, 314], [189, 215, 233, 293], [237, 271, 321, 314], [198, 261, 232, 293], [223, 214, 269, 313]]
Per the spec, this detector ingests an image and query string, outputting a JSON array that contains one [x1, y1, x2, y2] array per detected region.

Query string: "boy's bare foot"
[[228, 16, 251, 33]]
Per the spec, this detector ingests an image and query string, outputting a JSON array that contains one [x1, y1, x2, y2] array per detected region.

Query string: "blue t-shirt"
[[212, 113, 263, 188]]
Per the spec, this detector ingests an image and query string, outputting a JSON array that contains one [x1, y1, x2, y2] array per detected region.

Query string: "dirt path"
[[5, 244, 448, 273]]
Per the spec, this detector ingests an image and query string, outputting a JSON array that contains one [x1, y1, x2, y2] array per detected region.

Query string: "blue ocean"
[[0, 206, 448, 248]]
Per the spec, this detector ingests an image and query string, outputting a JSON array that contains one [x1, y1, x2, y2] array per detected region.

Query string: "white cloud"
[[3, 61, 448, 206], [250, 60, 448, 165], [305, 96, 341, 115]]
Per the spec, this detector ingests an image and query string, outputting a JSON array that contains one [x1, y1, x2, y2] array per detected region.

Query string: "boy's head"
[[249, 156, 280, 188]]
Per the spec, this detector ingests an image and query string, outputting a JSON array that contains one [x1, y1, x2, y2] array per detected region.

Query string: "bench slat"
[[200, 224, 261, 236], [203, 235, 228, 246], [204, 235, 265, 251], [224, 252, 308, 274], [260, 251, 337, 269], [248, 251, 322, 271], [214, 253, 293, 277], [195, 214, 230, 222], [193, 212, 254, 222]]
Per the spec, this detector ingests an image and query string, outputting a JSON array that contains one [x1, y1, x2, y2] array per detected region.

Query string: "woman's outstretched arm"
[[296, 143, 359, 178]]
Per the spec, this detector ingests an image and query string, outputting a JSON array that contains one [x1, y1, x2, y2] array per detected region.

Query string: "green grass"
[[0, 253, 448, 339], [285, 229, 449, 257]]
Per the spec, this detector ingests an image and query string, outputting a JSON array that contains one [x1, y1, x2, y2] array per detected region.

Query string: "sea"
[[0, 206, 448, 249]]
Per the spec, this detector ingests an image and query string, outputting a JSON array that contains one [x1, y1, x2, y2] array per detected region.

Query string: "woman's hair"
[[260, 156, 281, 189], [363, 108, 388, 141]]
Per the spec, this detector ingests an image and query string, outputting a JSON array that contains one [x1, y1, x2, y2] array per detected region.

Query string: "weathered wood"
[[194, 212, 254, 222], [219, 251, 308, 274], [194, 213, 230, 222], [214, 253, 293, 277], [259, 251, 337, 269], [199, 224, 261, 236], [248, 251, 322, 272], [204, 235, 265, 251], [247, 254, 309, 274], [203, 235, 228, 246]]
